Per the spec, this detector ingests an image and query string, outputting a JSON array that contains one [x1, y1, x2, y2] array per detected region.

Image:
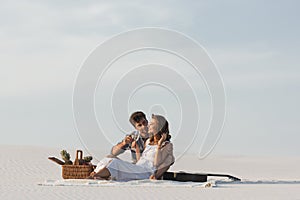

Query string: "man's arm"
[[110, 141, 127, 156], [110, 135, 133, 156]]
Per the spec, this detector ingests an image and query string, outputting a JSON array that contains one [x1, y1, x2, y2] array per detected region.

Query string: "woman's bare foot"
[[86, 171, 96, 179], [90, 171, 96, 176]]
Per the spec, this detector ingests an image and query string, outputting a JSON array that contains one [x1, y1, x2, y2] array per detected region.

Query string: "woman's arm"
[[131, 141, 141, 161]]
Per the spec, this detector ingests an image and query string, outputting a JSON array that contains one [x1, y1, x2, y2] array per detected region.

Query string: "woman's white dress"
[[94, 144, 157, 181]]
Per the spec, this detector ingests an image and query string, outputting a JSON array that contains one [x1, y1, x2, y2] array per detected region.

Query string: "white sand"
[[0, 145, 299, 200]]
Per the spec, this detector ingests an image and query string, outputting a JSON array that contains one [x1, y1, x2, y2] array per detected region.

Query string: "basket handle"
[[74, 150, 83, 165]]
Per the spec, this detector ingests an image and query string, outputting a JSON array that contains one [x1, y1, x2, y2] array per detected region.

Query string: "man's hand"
[[122, 135, 133, 145]]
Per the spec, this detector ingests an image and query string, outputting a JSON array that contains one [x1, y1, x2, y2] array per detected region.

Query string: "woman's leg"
[[87, 157, 114, 179], [93, 167, 111, 179]]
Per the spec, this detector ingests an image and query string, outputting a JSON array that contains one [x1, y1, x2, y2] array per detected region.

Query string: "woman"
[[89, 114, 175, 181]]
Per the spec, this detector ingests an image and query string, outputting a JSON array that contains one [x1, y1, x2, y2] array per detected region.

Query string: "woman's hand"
[[158, 133, 167, 148], [149, 174, 156, 180]]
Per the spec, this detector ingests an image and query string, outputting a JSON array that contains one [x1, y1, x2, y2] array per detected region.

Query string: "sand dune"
[[0, 145, 299, 200]]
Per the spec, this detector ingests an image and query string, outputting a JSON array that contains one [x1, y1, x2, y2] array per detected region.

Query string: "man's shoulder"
[[162, 141, 173, 149]]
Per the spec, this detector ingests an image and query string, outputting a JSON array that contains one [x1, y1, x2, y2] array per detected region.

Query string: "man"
[[110, 111, 149, 163]]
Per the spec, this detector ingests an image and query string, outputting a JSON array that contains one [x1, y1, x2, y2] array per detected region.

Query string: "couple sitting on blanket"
[[88, 111, 175, 181]]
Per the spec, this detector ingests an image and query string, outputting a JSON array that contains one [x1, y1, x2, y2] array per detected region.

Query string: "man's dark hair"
[[129, 111, 146, 127]]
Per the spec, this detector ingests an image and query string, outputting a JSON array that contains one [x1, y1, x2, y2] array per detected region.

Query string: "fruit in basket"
[[60, 150, 73, 165], [83, 156, 93, 162]]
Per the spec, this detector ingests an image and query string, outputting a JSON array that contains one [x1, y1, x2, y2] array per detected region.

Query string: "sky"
[[0, 0, 299, 157]]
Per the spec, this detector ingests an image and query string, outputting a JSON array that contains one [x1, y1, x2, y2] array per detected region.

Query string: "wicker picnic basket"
[[62, 150, 94, 179]]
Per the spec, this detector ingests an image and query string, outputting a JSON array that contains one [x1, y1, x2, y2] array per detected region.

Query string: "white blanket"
[[38, 179, 215, 188]]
